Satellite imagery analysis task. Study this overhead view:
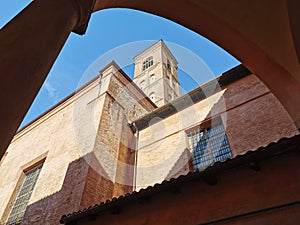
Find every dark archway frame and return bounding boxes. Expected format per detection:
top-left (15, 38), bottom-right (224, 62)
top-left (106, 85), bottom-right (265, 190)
top-left (0, 0), bottom-right (299, 159)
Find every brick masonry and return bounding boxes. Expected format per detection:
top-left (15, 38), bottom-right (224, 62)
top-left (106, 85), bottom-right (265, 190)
top-left (136, 74), bottom-right (299, 189)
top-left (0, 63), bottom-right (298, 224)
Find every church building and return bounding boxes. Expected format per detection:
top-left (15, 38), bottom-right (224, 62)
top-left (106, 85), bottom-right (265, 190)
top-left (0, 40), bottom-right (298, 225)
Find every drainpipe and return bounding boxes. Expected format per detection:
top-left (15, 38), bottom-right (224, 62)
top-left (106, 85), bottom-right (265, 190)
top-left (132, 122), bottom-right (139, 191)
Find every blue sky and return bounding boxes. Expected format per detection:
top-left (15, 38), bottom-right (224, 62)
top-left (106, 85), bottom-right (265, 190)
top-left (1, 1), bottom-right (240, 128)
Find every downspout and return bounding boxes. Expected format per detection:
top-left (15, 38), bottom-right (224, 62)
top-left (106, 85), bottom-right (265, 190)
top-left (132, 122), bottom-right (139, 191)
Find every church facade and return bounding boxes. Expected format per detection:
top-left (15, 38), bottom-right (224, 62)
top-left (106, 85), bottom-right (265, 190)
top-left (0, 40), bottom-right (298, 225)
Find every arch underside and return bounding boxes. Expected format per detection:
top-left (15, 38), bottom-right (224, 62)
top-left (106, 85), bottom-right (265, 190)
top-left (0, 0), bottom-right (299, 160)
top-left (92, 0), bottom-right (300, 126)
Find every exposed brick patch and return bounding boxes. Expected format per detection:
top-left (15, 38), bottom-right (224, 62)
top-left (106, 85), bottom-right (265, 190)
top-left (21, 157), bottom-right (89, 225)
top-left (80, 166), bottom-right (114, 210)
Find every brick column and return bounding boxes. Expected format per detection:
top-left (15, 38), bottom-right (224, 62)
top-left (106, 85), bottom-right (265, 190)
top-left (0, 0), bottom-right (95, 158)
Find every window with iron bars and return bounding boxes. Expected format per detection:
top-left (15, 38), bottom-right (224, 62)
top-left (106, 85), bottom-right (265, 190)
top-left (187, 122), bottom-right (232, 171)
top-left (142, 56), bottom-right (153, 71)
top-left (5, 163), bottom-right (43, 225)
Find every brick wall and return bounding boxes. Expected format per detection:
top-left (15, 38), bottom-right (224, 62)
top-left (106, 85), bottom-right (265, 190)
top-left (136, 74), bottom-right (299, 189)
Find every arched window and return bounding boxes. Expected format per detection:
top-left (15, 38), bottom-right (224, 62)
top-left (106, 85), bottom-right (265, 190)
top-left (140, 80), bottom-right (146, 91)
top-left (150, 74), bottom-right (155, 84)
top-left (167, 94), bottom-right (172, 101)
top-left (143, 56), bottom-right (153, 71)
top-left (167, 59), bottom-right (171, 70)
top-left (172, 80), bottom-right (176, 88)
top-left (149, 92), bottom-right (155, 102)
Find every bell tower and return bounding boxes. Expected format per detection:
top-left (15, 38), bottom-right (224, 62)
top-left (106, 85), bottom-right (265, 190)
top-left (133, 40), bottom-right (180, 107)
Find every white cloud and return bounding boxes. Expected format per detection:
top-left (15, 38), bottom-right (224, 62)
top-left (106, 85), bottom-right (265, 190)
top-left (44, 81), bottom-right (58, 102)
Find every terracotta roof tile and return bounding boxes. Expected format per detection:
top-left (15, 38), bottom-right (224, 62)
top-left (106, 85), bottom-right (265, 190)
top-left (60, 134), bottom-right (300, 224)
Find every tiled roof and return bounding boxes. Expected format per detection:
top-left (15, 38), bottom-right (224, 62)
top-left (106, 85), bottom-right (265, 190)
top-left (60, 134), bottom-right (300, 224)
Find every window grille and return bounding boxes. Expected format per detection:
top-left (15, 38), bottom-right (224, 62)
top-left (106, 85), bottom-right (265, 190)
top-left (6, 164), bottom-right (43, 225)
top-left (187, 123), bottom-right (231, 171)
top-left (142, 56), bottom-right (153, 71)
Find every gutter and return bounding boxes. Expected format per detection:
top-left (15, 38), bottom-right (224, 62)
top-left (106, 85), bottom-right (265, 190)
top-left (60, 134), bottom-right (300, 224)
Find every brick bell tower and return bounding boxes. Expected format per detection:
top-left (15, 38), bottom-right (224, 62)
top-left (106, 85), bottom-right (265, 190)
top-left (133, 40), bottom-right (180, 107)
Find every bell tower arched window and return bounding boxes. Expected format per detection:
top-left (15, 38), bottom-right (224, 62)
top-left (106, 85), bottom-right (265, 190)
top-left (143, 56), bottom-right (153, 71)
top-left (167, 59), bottom-right (171, 70)
top-left (150, 74), bottom-right (155, 84)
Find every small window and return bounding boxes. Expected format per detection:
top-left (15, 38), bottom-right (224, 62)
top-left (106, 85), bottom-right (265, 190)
top-left (172, 81), bottom-right (176, 88)
top-left (187, 122), bottom-right (231, 171)
top-left (167, 94), bottom-right (172, 101)
top-left (149, 92), bottom-right (155, 102)
top-left (150, 74), bottom-right (155, 84)
top-left (143, 56), bottom-right (153, 71)
top-left (6, 163), bottom-right (43, 225)
top-left (167, 59), bottom-right (171, 70)
top-left (140, 80), bottom-right (146, 91)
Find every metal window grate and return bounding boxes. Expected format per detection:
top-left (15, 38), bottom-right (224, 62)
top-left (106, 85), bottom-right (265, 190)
top-left (188, 123), bottom-right (232, 171)
top-left (6, 164), bottom-right (43, 225)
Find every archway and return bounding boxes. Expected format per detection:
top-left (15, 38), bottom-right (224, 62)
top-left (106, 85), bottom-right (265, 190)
top-left (92, 0), bottom-right (300, 127)
top-left (0, 0), bottom-right (299, 159)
